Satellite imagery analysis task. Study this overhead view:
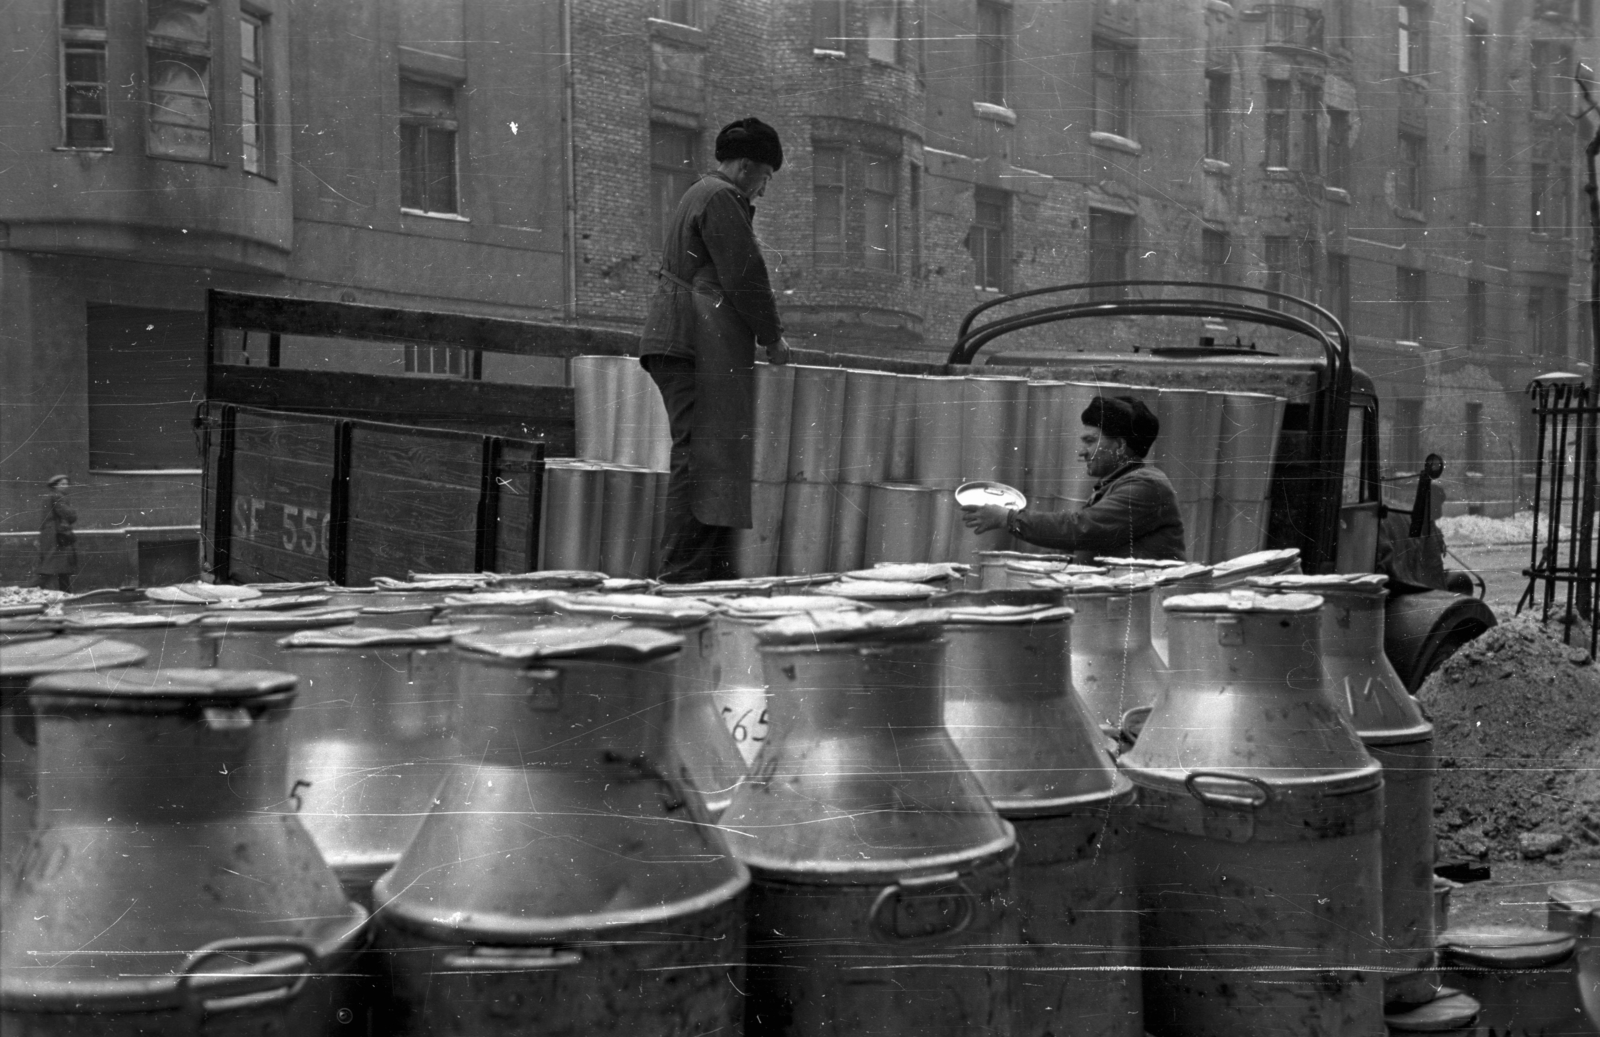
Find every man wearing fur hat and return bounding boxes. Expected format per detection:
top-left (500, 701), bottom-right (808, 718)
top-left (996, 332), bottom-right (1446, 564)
top-left (962, 394), bottom-right (1186, 563)
top-left (640, 117), bottom-right (791, 583)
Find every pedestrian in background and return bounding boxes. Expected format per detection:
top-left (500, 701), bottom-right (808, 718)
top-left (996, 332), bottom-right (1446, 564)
top-left (36, 474), bottom-right (79, 592)
top-left (639, 116), bottom-right (791, 583)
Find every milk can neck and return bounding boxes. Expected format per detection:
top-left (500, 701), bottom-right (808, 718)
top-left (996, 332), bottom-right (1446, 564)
top-left (1167, 610), bottom-right (1323, 685)
top-left (1317, 592), bottom-right (1386, 652)
top-left (1066, 592), bottom-right (1150, 644)
top-left (759, 640), bottom-right (945, 733)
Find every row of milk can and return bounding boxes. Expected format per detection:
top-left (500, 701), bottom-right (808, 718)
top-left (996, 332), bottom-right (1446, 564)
top-left (0, 557), bottom-right (1444, 1037)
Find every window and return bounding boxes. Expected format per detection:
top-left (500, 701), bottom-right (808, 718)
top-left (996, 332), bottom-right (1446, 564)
top-left (1326, 109), bottom-right (1350, 188)
top-left (813, 0), bottom-right (845, 51)
top-left (405, 343), bottom-right (465, 377)
top-left (1093, 37), bottom-right (1134, 137)
top-left (1326, 252), bottom-right (1351, 331)
top-left (1531, 161), bottom-right (1570, 235)
top-left (1397, 266), bottom-right (1426, 342)
top-left (864, 152), bottom-right (898, 271)
top-left (909, 163), bottom-right (923, 276)
top-left (1469, 150), bottom-right (1487, 216)
top-left (813, 145), bottom-right (847, 266)
top-left (1466, 16), bottom-right (1489, 96)
top-left (1532, 42), bottom-right (1571, 113)
top-left (1205, 72), bottom-right (1231, 160)
top-left (1265, 80), bottom-right (1290, 168)
top-left (1395, 399), bottom-right (1424, 472)
top-left (1300, 85), bottom-right (1322, 175)
top-left (658, 0), bottom-right (698, 27)
top-left (1465, 402), bottom-right (1483, 473)
top-left (650, 124), bottom-right (698, 250)
top-left (1088, 210), bottom-right (1134, 299)
top-left (1398, 1), bottom-right (1426, 74)
top-left (1265, 234), bottom-right (1314, 308)
top-left (1466, 279), bottom-right (1486, 347)
top-left (1328, 0), bottom-right (1352, 47)
top-left (61, 0), bottom-right (109, 148)
top-left (976, 2), bottom-right (1009, 107)
top-left (1264, 235), bottom-right (1289, 308)
top-left (866, 1), bottom-right (899, 63)
top-left (972, 189), bottom-right (1010, 292)
top-left (240, 13), bottom-right (265, 174)
top-left (1397, 131), bottom-right (1424, 211)
top-left (1529, 285), bottom-right (1569, 357)
top-left (1202, 229), bottom-right (1233, 293)
top-left (146, 0), bottom-right (214, 160)
top-left (87, 306), bottom-right (206, 471)
top-left (400, 76), bottom-right (458, 215)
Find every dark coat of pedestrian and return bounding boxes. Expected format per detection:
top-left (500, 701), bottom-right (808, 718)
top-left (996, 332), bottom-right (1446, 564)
top-left (36, 475), bottom-right (78, 591)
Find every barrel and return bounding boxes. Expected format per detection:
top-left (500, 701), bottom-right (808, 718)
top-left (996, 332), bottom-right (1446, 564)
top-left (1121, 591), bottom-right (1385, 1036)
top-left (571, 354), bottom-right (623, 462)
top-left (720, 610), bottom-right (1016, 1036)
top-left (912, 375), bottom-right (966, 487)
top-left (371, 623), bottom-right (748, 1036)
top-left (1437, 928), bottom-right (1589, 1037)
top-left (540, 460), bottom-right (606, 571)
top-left (598, 463), bottom-right (656, 579)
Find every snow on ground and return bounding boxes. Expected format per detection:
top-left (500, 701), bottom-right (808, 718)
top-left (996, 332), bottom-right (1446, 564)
top-left (1438, 512), bottom-right (1571, 547)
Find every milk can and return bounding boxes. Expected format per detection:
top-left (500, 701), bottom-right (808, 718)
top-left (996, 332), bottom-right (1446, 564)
top-left (1003, 558), bottom-right (1106, 589)
top-left (432, 588), bottom-right (566, 632)
top-left (370, 623), bottom-right (749, 1037)
top-left (1, 636), bottom-right (148, 914)
top-left (1120, 591), bottom-right (1385, 1037)
top-left (275, 624), bottom-right (477, 903)
top-left (938, 596), bottom-right (1143, 1037)
top-left (551, 593), bottom-right (745, 818)
top-left (1252, 573), bottom-right (1441, 1011)
top-left (1031, 574), bottom-right (1166, 738)
top-left (2, 667), bottom-right (368, 1037)
top-left (203, 609), bottom-right (360, 672)
top-left (720, 609), bottom-right (1017, 1037)
top-left (976, 551), bottom-right (1066, 590)
top-left (61, 610), bottom-right (210, 670)
top-left (1144, 564), bottom-right (1212, 666)
top-left (1437, 927), bottom-right (1594, 1036)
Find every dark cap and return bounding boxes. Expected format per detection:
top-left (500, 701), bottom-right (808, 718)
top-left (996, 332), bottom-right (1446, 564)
top-left (1082, 395), bottom-right (1160, 458)
top-left (715, 117), bottom-right (783, 171)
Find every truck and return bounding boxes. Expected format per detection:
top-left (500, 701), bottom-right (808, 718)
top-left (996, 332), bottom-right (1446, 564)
top-left (194, 281), bottom-right (1495, 690)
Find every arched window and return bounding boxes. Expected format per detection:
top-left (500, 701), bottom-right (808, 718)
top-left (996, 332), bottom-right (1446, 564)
top-left (147, 0), bottom-right (212, 159)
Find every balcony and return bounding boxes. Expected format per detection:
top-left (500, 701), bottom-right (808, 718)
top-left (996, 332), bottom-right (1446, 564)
top-left (1255, 5), bottom-right (1325, 57)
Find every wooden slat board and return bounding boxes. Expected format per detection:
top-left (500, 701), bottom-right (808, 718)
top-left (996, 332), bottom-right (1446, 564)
top-left (344, 427), bottom-right (483, 584)
top-left (494, 444), bottom-right (541, 573)
top-left (227, 411), bottom-right (338, 582)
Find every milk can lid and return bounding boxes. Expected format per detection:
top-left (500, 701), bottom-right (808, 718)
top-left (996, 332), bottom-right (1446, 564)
top-left (1436, 925), bottom-right (1576, 968)
top-left (1006, 559), bottom-right (1096, 575)
top-left (64, 611), bottom-right (202, 630)
top-left (1149, 563), bottom-right (1214, 586)
top-left (655, 576), bottom-right (779, 597)
top-left (486, 570), bottom-right (609, 591)
top-left (28, 666), bottom-right (298, 702)
top-left (439, 590), bottom-right (564, 611)
top-left (1210, 548), bottom-right (1302, 581)
top-left (552, 593), bottom-right (716, 625)
top-left (244, 581), bottom-right (331, 593)
top-left (204, 593), bottom-right (334, 612)
top-left (0, 603), bottom-right (47, 618)
top-left (843, 562), bottom-right (970, 584)
top-left (932, 588), bottom-right (1064, 609)
top-left (756, 608), bottom-right (946, 646)
top-left (1248, 573), bottom-right (1389, 596)
top-left (455, 622), bottom-right (685, 661)
top-left (279, 624), bottom-right (480, 649)
top-left (198, 609), bottom-right (361, 631)
top-left (977, 550), bottom-right (1069, 562)
top-left (814, 579), bottom-right (939, 601)
top-left (1, 616), bottom-right (70, 637)
top-left (600, 578), bottom-right (655, 593)
top-left (1, 635), bottom-right (147, 677)
top-left (1032, 573), bottom-right (1157, 594)
top-left (1094, 556), bottom-right (1189, 570)
top-left (711, 594), bottom-right (861, 618)
top-left (145, 583), bottom-right (262, 605)
top-left (1164, 590), bottom-right (1324, 614)
top-left (943, 604), bottom-right (1075, 625)
top-left (374, 575), bottom-right (488, 592)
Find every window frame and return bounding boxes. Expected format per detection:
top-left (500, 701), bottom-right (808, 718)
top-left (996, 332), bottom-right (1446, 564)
top-left (1265, 80), bottom-right (1291, 169)
top-left (863, 150), bottom-right (899, 272)
top-left (1397, 266), bottom-right (1426, 343)
top-left (399, 74), bottom-right (462, 217)
top-left (1202, 228), bottom-right (1233, 298)
top-left (1466, 15), bottom-right (1489, 96)
top-left (404, 342), bottom-right (467, 378)
top-left (812, 144), bottom-right (848, 267)
top-left (1326, 252), bottom-right (1351, 332)
top-left (1204, 71), bottom-right (1231, 160)
top-left (976, 1), bottom-right (1010, 108)
top-left (1398, 0), bottom-right (1427, 75)
top-left (1326, 108), bottom-right (1350, 189)
top-left (1092, 36), bottom-right (1135, 139)
top-left (866, 0), bottom-right (901, 64)
top-left (972, 188), bottom-right (1011, 293)
top-left (1466, 278), bottom-right (1486, 348)
top-left (1397, 131), bottom-right (1425, 212)
top-left (657, 0), bottom-right (699, 29)
top-left (145, 0), bottom-right (218, 163)
top-left (812, 0), bottom-right (846, 53)
top-left (239, 9), bottom-right (268, 176)
top-left (1088, 209), bottom-right (1134, 300)
top-left (60, 0), bottom-right (110, 150)
top-left (1531, 41), bottom-right (1572, 114)
top-left (1299, 84), bottom-right (1322, 176)
top-left (1468, 149), bottom-right (1487, 217)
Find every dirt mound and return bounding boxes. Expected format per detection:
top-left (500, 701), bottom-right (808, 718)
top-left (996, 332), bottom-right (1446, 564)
top-left (1418, 611), bottom-right (1600, 862)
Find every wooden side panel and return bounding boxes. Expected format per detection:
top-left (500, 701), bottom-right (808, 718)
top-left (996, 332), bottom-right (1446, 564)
top-left (494, 444), bottom-right (541, 573)
top-left (345, 428), bottom-right (482, 583)
top-left (199, 405), bottom-right (220, 576)
top-left (227, 412), bottom-right (338, 582)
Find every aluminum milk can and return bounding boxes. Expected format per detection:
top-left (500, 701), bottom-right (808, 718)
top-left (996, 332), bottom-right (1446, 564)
top-left (550, 592), bottom-right (746, 818)
top-left (370, 622), bottom-right (749, 1037)
top-left (1031, 574), bottom-right (1167, 738)
top-left (60, 610), bottom-right (210, 670)
top-left (1252, 573), bottom-right (1441, 1011)
top-left (2, 667), bottom-right (368, 1037)
top-left (1003, 558), bottom-right (1106, 589)
top-left (720, 609), bottom-right (1017, 1037)
top-left (976, 551), bottom-right (1067, 589)
top-left (1120, 591), bottom-right (1385, 1037)
top-left (275, 623), bottom-right (475, 903)
top-left (1145, 564), bottom-right (1213, 666)
top-left (0, 636), bottom-right (148, 917)
top-left (1437, 927), bottom-right (1594, 1036)
top-left (938, 595), bottom-right (1143, 1037)
top-left (203, 609), bottom-right (360, 671)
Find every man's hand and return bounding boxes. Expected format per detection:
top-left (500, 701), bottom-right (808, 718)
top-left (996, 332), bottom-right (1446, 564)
top-left (962, 504), bottom-right (1010, 534)
top-left (765, 336), bottom-right (791, 366)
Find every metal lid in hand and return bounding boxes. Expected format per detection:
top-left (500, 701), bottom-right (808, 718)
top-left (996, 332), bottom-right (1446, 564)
top-left (954, 480), bottom-right (1027, 510)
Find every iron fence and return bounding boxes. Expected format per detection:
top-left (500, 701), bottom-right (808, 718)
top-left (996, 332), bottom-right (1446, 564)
top-left (1520, 373), bottom-right (1600, 657)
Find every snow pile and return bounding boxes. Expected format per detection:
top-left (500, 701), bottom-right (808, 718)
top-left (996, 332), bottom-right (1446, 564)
top-left (1435, 512), bottom-right (1562, 547)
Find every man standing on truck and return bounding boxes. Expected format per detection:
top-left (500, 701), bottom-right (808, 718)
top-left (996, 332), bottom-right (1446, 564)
top-left (961, 395), bottom-right (1186, 562)
top-left (639, 117), bottom-right (792, 583)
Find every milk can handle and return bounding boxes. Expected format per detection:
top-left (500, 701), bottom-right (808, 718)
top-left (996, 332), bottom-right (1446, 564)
top-left (176, 937), bottom-right (316, 1021)
top-left (1119, 705), bottom-right (1153, 742)
top-left (1183, 770), bottom-right (1275, 810)
top-left (868, 870), bottom-right (976, 944)
top-left (441, 946), bottom-right (585, 970)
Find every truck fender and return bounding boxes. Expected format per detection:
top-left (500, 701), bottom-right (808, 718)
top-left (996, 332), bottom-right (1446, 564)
top-left (1384, 590), bottom-right (1497, 693)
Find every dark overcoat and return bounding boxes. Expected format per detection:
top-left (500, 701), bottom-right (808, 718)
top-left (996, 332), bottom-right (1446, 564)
top-left (36, 491), bottom-right (78, 575)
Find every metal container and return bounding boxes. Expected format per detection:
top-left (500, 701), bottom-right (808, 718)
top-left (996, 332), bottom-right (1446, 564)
top-left (830, 481), bottom-right (871, 572)
top-left (571, 354), bottom-right (623, 462)
top-left (541, 460), bottom-right (606, 571)
top-left (1032, 574), bottom-right (1167, 736)
top-left (1005, 558), bottom-right (1105, 589)
top-left (1152, 390), bottom-right (1223, 565)
top-left (912, 375), bottom-right (966, 487)
top-left (885, 371), bottom-right (919, 482)
top-left (203, 610), bottom-right (360, 673)
top-left (1146, 564), bottom-right (1214, 665)
top-left (60, 610), bottom-right (210, 671)
top-left (733, 480), bottom-right (788, 577)
top-left (939, 597), bottom-right (1143, 1037)
top-left (778, 480), bottom-right (836, 576)
top-left (276, 624), bottom-right (471, 903)
top-left (1120, 591), bottom-right (1386, 1037)
top-left (0, 637), bottom-right (148, 915)
top-left (753, 361), bottom-right (797, 483)
top-left (1024, 380), bottom-right (1068, 499)
top-left (864, 482), bottom-right (936, 565)
top-left (838, 369), bottom-right (896, 485)
top-left (977, 550), bottom-right (1069, 589)
top-left (1252, 573), bottom-right (1441, 1010)
top-left (720, 610), bottom-right (1017, 1037)
top-left (2, 668), bottom-right (367, 1036)
top-left (432, 589), bottom-right (565, 633)
top-left (1437, 927), bottom-right (1592, 1037)
top-left (371, 623), bottom-right (748, 1037)
top-left (787, 364), bottom-right (848, 483)
top-left (962, 375), bottom-right (1029, 487)
top-left (813, 579), bottom-right (939, 609)
top-left (1210, 392), bottom-right (1288, 562)
top-left (614, 359), bottom-right (672, 472)
top-left (598, 463), bottom-right (656, 579)
top-left (706, 595), bottom-right (862, 767)
top-left (552, 594), bottom-right (744, 819)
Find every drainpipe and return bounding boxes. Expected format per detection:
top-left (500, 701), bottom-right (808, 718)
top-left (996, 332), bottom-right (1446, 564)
top-left (561, 0), bottom-right (578, 320)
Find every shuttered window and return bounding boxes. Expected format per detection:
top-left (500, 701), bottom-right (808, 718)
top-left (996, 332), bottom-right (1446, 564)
top-left (87, 305), bottom-right (206, 471)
